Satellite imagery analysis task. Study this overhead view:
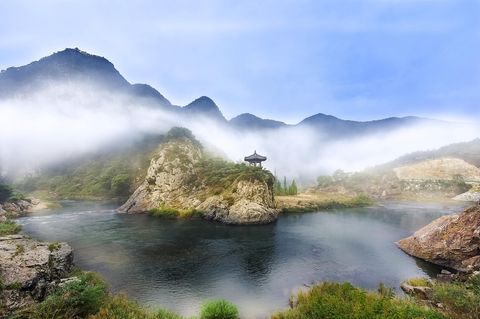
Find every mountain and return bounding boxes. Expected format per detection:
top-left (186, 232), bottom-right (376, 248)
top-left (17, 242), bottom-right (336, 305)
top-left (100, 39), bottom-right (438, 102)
top-left (298, 113), bottom-right (430, 137)
top-left (182, 96), bottom-right (226, 122)
top-left (229, 113), bottom-right (286, 130)
top-left (0, 48), bottom-right (172, 109)
top-left (0, 48), bottom-right (448, 133)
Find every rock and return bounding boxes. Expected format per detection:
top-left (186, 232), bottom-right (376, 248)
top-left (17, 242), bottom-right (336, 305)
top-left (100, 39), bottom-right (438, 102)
top-left (453, 191), bottom-right (480, 202)
top-left (397, 204), bottom-right (480, 272)
top-left (0, 235), bottom-right (73, 314)
top-left (0, 199), bottom-right (34, 218)
top-left (400, 282), bottom-right (432, 300)
top-left (119, 131), bottom-right (278, 225)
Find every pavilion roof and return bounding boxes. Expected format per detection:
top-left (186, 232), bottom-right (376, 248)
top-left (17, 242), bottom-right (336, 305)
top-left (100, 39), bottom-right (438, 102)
top-left (244, 151), bottom-right (267, 161)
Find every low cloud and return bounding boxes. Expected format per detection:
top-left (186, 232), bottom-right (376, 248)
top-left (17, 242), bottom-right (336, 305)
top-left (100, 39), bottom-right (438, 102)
top-left (1, 82), bottom-right (479, 184)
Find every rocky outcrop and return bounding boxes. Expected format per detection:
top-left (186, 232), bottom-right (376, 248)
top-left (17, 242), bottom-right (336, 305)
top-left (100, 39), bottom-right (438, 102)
top-left (0, 235), bottom-right (73, 315)
top-left (0, 199), bottom-right (34, 221)
top-left (453, 191), bottom-right (480, 202)
top-left (119, 131), bottom-right (278, 224)
top-left (397, 205), bottom-right (480, 272)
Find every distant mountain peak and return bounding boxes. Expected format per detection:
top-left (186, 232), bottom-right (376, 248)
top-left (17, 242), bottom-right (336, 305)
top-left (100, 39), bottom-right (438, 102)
top-left (182, 96), bottom-right (226, 121)
top-left (230, 113), bottom-right (286, 130)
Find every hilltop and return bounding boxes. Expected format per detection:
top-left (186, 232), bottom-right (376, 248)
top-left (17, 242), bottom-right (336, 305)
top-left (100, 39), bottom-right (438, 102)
top-left (119, 128), bottom-right (278, 224)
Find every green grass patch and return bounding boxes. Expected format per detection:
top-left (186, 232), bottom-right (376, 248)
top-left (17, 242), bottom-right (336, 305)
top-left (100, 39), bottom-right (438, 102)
top-left (406, 278), bottom-right (432, 287)
top-left (200, 299), bottom-right (240, 319)
top-left (0, 220), bottom-right (21, 236)
top-left (272, 282), bottom-right (445, 319)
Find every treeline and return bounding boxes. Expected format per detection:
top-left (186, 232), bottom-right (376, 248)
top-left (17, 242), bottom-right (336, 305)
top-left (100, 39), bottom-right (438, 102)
top-left (274, 176), bottom-right (298, 196)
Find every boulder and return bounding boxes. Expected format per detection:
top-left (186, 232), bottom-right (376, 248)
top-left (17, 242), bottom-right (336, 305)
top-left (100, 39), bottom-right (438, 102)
top-left (397, 204), bottom-right (480, 272)
top-left (0, 235), bottom-right (73, 314)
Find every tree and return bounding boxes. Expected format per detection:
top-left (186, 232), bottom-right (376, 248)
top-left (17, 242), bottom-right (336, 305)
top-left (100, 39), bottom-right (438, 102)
top-left (0, 183), bottom-right (13, 203)
top-left (283, 176), bottom-right (287, 194)
top-left (288, 180), bottom-right (298, 195)
top-left (110, 174), bottom-right (132, 198)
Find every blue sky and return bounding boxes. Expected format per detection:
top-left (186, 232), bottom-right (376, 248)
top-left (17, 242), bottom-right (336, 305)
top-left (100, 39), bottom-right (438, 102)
top-left (0, 0), bottom-right (479, 123)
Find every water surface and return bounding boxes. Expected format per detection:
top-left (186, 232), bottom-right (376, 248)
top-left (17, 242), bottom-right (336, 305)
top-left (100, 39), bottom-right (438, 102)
top-left (18, 201), bottom-right (466, 318)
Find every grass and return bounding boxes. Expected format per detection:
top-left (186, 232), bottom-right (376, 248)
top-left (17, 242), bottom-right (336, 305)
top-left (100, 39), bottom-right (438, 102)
top-left (277, 194), bottom-right (375, 213)
top-left (272, 282), bottom-right (445, 319)
top-left (89, 295), bottom-right (181, 319)
top-left (0, 220), bottom-right (21, 236)
top-left (200, 300), bottom-right (239, 319)
top-left (430, 277), bottom-right (480, 319)
top-left (405, 278), bottom-right (432, 287)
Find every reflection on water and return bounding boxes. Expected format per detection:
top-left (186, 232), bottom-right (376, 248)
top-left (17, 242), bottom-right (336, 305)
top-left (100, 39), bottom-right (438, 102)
top-left (18, 201), bottom-right (466, 318)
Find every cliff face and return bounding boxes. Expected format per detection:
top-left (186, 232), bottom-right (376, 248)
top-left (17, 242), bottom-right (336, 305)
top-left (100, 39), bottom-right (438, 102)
top-left (397, 205), bottom-right (480, 272)
top-left (119, 133), bottom-right (278, 225)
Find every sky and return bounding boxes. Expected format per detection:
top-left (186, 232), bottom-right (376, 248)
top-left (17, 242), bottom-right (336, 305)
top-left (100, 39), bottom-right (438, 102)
top-left (0, 0), bottom-right (479, 123)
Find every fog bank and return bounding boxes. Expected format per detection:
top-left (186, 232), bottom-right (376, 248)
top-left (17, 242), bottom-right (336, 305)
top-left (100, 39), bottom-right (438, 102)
top-left (1, 83), bottom-right (479, 182)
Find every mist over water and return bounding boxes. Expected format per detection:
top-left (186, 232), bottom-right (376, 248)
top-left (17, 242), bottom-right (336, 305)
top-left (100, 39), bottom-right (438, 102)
top-left (1, 82), bottom-right (479, 180)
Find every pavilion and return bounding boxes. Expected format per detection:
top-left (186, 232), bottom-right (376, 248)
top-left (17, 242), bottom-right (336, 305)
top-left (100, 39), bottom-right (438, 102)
top-left (244, 151), bottom-right (267, 167)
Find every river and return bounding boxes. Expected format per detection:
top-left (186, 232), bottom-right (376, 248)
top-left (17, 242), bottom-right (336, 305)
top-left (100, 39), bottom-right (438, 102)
top-left (17, 201), bottom-right (465, 318)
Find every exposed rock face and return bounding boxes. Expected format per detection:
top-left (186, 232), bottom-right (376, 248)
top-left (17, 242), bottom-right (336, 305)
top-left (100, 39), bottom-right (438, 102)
top-left (397, 205), bottom-right (480, 272)
top-left (0, 235), bottom-right (73, 314)
top-left (0, 199), bottom-right (34, 221)
top-left (394, 158), bottom-right (480, 181)
top-left (119, 135), bottom-right (278, 224)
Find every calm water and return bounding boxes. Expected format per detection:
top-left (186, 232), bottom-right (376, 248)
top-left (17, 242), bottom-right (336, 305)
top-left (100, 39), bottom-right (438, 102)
top-left (17, 201), bottom-right (466, 318)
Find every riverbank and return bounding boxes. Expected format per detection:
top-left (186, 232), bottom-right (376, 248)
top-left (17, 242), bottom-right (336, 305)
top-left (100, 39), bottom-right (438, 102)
top-left (276, 193), bottom-right (375, 213)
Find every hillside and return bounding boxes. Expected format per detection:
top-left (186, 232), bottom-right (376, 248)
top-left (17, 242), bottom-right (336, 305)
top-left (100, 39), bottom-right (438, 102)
top-left (15, 135), bottom-right (164, 200)
top-left (394, 158), bottom-right (480, 182)
top-left (381, 138), bottom-right (480, 169)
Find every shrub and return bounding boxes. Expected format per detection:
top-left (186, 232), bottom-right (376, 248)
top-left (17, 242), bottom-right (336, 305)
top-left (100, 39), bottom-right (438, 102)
top-left (272, 282), bottom-right (445, 319)
top-left (0, 220), bottom-right (21, 235)
top-left (200, 300), bottom-right (239, 319)
top-left (30, 272), bottom-right (108, 319)
top-left (48, 242), bottom-right (61, 252)
top-left (0, 183), bottom-right (13, 203)
top-left (111, 174), bottom-right (132, 198)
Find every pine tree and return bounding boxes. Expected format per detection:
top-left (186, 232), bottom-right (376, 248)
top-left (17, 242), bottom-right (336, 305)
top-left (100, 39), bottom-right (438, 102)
top-left (283, 176), bottom-right (287, 195)
top-left (289, 180), bottom-right (298, 195)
